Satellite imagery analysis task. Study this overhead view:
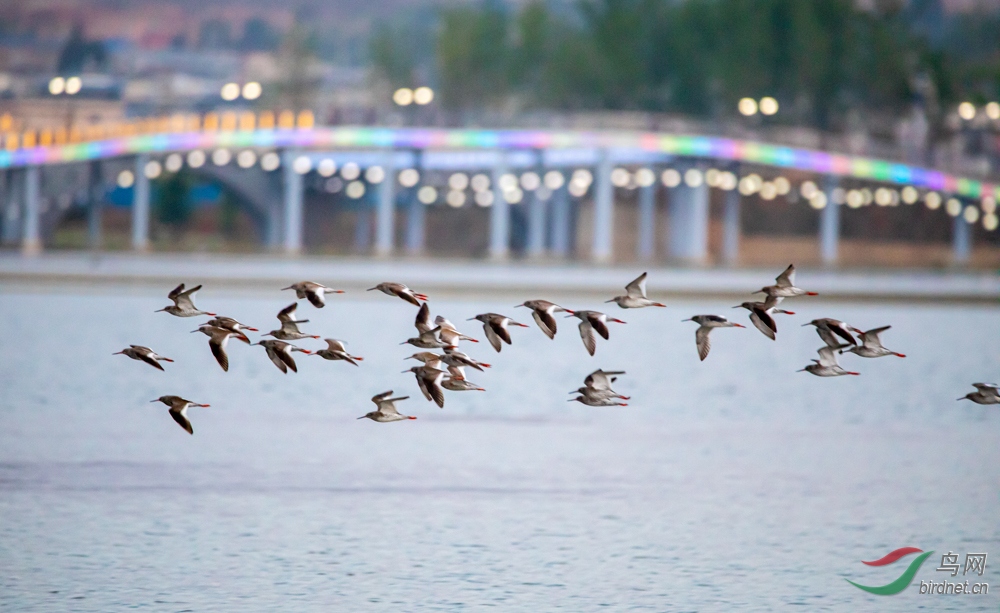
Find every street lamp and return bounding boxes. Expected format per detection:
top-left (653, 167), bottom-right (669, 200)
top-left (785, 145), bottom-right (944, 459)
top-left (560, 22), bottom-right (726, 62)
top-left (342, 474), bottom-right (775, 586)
top-left (221, 81), bottom-right (262, 102)
top-left (413, 86), bottom-right (434, 105)
top-left (393, 88), bottom-right (414, 106)
top-left (759, 96), bottom-right (778, 116)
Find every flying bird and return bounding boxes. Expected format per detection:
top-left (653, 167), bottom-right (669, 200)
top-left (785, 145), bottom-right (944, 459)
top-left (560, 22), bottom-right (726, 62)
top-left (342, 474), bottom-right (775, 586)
top-left (514, 300), bottom-right (574, 339)
top-left (606, 273), bottom-right (666, 308)
top-left (797, 345), bottom-right (859, 377)
top-left (683, 315), bottom-right (744, 361)
top-left (803, 318), bottom-right (859, 348)
top-left (313, 338), bottom-right (363, 366)
top-left (150, 395), bottom-right (210, 435)
top-left (113, 345), bottom-right (174, 371)
top-left (567, 310), bottom-right (627, 356)
top-left (253, 339), bottom-right (311, 373)
top-left (441, 366), bottom-right (486, 392)
top-left (754, 264), bottom-right (818, 299)
top-left (191, 324), bottom-right (248, 372)
top-left (733, 296), bottom-right (794, 340)
top-left (282, 281), bottom-right (344, 308)
top-left (434, 315), bottom-right (479, 346)
top-left (568, 395), bottom-right (628, 407)
top-left (442, 346), bottom-right (490, 372)
top-left (156, 283), bottom-right (215, 317)
top-left (401, 326), bottom-right (453, 349)
top-left (367, 282), bottom-right (428, 306)
top-left (840, 326), bottom-right (905, 358)
top-left (264, 303), bottom-right (320, 341)
top-left (204, 316), bottom-right (258, 340)
top-left (957, 383), bottom-right (1000, 405)
top-left (403, 365), bottom-right (447, 408)
top-left (570, 369), bottom-right (629, 401)
top-left (469, 313), bottom-right (530, 353)
top-left (358, 390), bottom-right (416, 422)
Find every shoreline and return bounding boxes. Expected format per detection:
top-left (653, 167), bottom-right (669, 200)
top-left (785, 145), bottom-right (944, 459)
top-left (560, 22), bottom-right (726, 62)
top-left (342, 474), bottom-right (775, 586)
top-left (1, 251), bottom-right (998, 303)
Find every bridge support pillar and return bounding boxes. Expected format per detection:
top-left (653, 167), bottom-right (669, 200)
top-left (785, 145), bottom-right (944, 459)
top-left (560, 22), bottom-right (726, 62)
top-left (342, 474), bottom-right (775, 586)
top-left (21, 165), bottom-right (41, 255)
top-left (721, 183), bottom-right (741, 266)
top-left (668, 163), bottom-right (709, 264)
top-left (526, 189), bottom-right (547, 259)
top-left (354, 204), bottom-right (372, 253)
top-left (131, 154), bottom-right (150, 252)
top-left (952, 210), bottom-right (971, 265)
top-left (637, 179), bottom-right (656, 261)
top-left (405, 190), bottom-right (424, 256)
top-left (375, 155), bottom-right (396, 257)
top-left (265, 201), bottom-right (281, 251)
top-left (592, 150), bottom-right (613, 263)
top-left (489, 155), bottom-right (510, 260)
top-left (87, 161), bottom-right (103, 250)
top-left (281, 150), bottom-right (303, 255)
top-left (819, 176), bottom-right (839, 266)
top-left (2, 169), bottom-right (20, 246)
top-left (549, 177), bottom-right (570, 258)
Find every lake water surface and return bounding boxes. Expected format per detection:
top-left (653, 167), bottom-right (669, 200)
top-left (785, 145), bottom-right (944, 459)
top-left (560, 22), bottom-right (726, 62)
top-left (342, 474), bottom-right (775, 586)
top-left (1, 286), bottom-right (998, 611)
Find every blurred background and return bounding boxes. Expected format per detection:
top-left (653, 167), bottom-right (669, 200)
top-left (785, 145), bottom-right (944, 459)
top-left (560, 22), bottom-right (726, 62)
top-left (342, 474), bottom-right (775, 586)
top-left (2, 0), bottom-right (1000, 269)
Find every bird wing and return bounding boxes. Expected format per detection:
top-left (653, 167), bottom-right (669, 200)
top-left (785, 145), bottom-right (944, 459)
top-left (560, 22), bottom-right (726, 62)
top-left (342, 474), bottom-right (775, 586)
top-left (816, 345), bottom-right (843, 367)
top-left (139, 351), bottom-right (166, 370)
top-left (490, 318), bottom-right (513, 344)
top-left (532, 309), bottom-right (557, 339)
top-left (264, 345), bottom-right (288, 373)
top-left (324, 338), bottom-right (347, 352)
top-left (448, 364), bottom-right (466, 379)
top-left (174, 284), bottom-right (201, 310)
top-left (578, 320), bottom-right (597, 356)
top-left (415, 303), bottom-right (431, 333)
top-left (169, 406), bottom-right (193, 435)
top-left (372, 390), bottom-right (395, 404)
top-left (422, 354), bottom-right (444, 370)
top-left (418, 326), bottom-right (442, 345)
top-left (423, 370), bottom-right (445, 408)
top-left (306, 289), bottom-right (325, 308)
top-left (761, 295), bottom-right (783, 310)
top-left (209, 336), bottom-right (229, 372)
top-left (277, 303), bottom-right (300, 323)
top-left (398, 287), bottom-right (421, 306)
top-left (625, 272), bottom-right (647, 298)
top-left (589, 315), bottom-right (610, 340)
top-left (279, 320), bottom-right (304, 335)
top-left (750, 308), bottom-right (777, 340)
top-left (377, 401), bottom-right (403, 417)
top-left (695, 326), bottom-right (712, 361)
top-left (972, 382), bottom-right (1000, 394)
top-left (439, 328), bottom-right (460, 346)
top-left (585, 369), bottom-right (624, 391)
top-left (279, 348), bottom-right (299, 373)
top-left (831, 323), bottom-right (857, 346)
top-left (775, 264), bottom-right (795, 288)
top-left (816, 328), bottom-right (840, 348)
top-left (483, 323), bottom-right (503, 352)
top-left (167, 283), bottom-right (185, 301)
top-left (860, 325), bottom-right (891, 348)
top-left (414, 372), bottom-right (433, 401)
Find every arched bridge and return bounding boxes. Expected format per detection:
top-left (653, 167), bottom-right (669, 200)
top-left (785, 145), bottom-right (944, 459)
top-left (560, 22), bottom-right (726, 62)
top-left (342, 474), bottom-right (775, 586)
top-left (1, 125), bottom-right (995, 264)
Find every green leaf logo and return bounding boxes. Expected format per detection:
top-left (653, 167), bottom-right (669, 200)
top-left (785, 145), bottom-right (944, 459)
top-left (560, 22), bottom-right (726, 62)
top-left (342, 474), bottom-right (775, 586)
top-left (846, 549), bottom-right (934, 596)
